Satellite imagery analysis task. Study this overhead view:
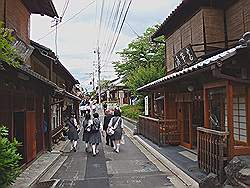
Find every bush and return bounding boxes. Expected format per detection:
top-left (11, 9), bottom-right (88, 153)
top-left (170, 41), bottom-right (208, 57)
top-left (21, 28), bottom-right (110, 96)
top-left (121, 104), bottom-right (143, 120)
top-left (0, 125), bottom-right (22, 188)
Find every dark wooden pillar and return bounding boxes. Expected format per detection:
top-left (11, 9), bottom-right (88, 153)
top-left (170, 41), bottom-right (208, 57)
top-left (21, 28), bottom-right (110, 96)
top-left (150, 93), bottom-right (154, 118)
top-left (227, 81), bottom-right (233, 158)
top-left (164, 90), bottom-right (167, 120)
top-left (203, 87), bottom-right (209, 128)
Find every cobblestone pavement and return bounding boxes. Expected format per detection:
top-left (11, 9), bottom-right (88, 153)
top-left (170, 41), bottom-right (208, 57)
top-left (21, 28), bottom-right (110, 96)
top-left (34, 115), bottom-right (179, 188)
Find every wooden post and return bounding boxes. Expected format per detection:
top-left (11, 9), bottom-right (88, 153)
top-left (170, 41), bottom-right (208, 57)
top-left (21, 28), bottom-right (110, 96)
top-left (227, 81), bottom-right (233, 158)
top-left (150, 93), bottom-right (154, 118)
top-left (47, 95), bottom-right (52, 151)
top-left (203, 87), bottom-right (209, 128)
top-left (164, 90), bottom-right (167, 120)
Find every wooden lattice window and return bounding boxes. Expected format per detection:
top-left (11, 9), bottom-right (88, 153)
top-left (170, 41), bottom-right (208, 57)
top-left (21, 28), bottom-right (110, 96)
top-left (233, 86), bottom-right (247, 142)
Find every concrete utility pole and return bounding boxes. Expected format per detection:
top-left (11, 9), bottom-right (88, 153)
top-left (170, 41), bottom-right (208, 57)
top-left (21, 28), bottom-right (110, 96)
top-left (92, 71), bottom-right (95, 91)
top-left (96, 47), bottom-right (101, 105)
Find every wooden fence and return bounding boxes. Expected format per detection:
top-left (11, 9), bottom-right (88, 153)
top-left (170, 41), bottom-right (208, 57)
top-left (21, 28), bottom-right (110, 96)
top-left (138, 116), bottom-right (180, 146)
top-left (197, 127), bottom-right (229, 182)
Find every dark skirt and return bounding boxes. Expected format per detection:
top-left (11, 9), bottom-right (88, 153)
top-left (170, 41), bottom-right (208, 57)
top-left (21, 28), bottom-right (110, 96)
top-left (83, 131), bottom-right (91, 142)
top-left (89, 131), bottom-right (102, 144)
top-left (68, 130), bottom-right (79, 141)
top-left (111, 128), bottom-right (122, 141)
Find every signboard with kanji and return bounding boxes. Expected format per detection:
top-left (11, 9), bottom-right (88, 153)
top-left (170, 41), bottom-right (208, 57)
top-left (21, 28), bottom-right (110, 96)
top-left (174, 45), bottom-right (197, 70)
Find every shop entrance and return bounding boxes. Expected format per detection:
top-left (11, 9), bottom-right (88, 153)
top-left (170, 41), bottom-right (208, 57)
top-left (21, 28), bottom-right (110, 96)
top-left (178, 100), bottom-right (204, 149)
top-left (13, 112), bottom-right (26, 165)
top-left (178, 103), bottom-right (192, 148)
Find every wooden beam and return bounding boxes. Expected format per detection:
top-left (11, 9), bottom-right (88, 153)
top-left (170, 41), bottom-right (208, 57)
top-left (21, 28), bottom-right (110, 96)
top-left (227, 81), bottom-right (233, 158)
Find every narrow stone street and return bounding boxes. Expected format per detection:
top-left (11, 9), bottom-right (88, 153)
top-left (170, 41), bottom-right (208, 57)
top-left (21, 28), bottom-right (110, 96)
top-left (34, 116), bottom-right (184, 188)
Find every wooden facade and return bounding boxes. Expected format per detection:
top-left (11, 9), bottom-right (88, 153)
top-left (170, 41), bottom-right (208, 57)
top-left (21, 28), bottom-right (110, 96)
top-left (30, 41), bottom-right (81, 145)
top-left (0, 0), bottom-right (81, 167)
top-left (139, 0), bottom-right (250, 180)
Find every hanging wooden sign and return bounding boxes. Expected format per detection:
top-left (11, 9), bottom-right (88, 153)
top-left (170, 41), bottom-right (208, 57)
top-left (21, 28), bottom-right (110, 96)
top-left (174, 45), bottom-right (197, 70)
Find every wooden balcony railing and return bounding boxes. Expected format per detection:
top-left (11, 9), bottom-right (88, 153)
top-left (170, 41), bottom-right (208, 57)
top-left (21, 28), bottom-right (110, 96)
top-left (197, 127), bottom-right (229, 182)
top-left (138, 116), bottom-right (180, 146)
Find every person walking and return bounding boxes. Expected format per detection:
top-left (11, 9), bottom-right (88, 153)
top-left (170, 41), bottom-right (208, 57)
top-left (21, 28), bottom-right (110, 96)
top-left (89, 113), bottom-right (103, 156)
top-left (66, 113), bottom-right (79, 152)
top-left (82, 112), bottom-right (92, 152)
top-left (103, 109), bottom-right (113, 147)
top-left (108, 110), bottom-right (123, 153)
top-left (103, 102), bottom-right (107, 113)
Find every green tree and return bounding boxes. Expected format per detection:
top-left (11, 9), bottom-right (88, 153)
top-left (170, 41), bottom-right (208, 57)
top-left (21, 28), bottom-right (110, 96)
top-left (113, 25), bottom-right (165, 95)
top-left (0, 22), bottom-right (22, 69)
top-left (100, 79), bottom-right (110, 90)
top-left (0, 126), bottom-right (22, 187)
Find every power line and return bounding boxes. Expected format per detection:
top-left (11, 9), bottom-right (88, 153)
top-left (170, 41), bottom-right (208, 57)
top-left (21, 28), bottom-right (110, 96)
top-left (97, 0), bottom-right (105, 47)
top-left (100, 0), bottom-right (114, 53)
top-left (102, 0), bottom-right (121, 58)
top-left (106, 0), bottom-right (132, 62)
top-left (37, 0), bottom-right (96, 41)
top-left (61, 0), bottom-right (70, 20)
top-left (104, 0), bottom-right (128, 61)
top-left (125, 21), bottom-right (139, 37)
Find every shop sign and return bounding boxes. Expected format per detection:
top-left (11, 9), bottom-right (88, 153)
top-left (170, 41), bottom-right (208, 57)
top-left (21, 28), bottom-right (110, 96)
top-left (13, 37), bottom-right (34, 62)
top-left (145, 96), bottom-right (149, 116)
top-left (174, 45), bottom-right (197, 70)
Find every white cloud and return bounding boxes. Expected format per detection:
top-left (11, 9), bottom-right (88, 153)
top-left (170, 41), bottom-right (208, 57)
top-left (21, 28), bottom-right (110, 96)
top-left (31, 0), bottom-right (182, 91)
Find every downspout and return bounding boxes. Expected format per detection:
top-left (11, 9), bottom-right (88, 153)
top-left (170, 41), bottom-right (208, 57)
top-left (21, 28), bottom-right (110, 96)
top-left (3, 0), bottom-right (7, 24)
top-left (223, 9), bottom-right (229, 49)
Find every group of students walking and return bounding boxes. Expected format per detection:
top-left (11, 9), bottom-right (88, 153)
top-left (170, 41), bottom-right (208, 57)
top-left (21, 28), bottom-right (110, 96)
top-left (66, 108), bottom-right (124, 156)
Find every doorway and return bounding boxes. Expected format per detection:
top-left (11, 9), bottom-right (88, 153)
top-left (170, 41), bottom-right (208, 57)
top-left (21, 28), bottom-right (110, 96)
top-left (178, 103), bottom-right (192, 148)
top-left (13, 112), bottom-right (26, 165)
top-left (178, 100), bottom-right (204, 149)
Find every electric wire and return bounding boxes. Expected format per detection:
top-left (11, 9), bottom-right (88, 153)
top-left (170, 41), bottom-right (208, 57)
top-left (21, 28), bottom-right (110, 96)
top-left (102, 0), bottom-right (122, 60)
top-left (100, 0), bottom-right (114, 53)
top-left (97, 0), bottom-right (105, 47)
top-left (61, 0), bottom-right (70, 20)
top-left (104, 0), bottom-right (128, 61)
top-left (37, 0), bottom-right (96, 41)
top-left (125, 21), bottom-right (139, 37)
top-left (106, 0), bottom-right (132, 62)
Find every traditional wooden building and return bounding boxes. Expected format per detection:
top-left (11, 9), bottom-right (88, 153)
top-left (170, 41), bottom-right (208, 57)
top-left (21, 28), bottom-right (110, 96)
top-left (108, 78), bottom-right (131, 105)
top-left (0, 0), bottom-right (59, 166)
top-left (138, 0), bottom-right (250, 180)
top-left (31, 41), bottom-right (81, 144)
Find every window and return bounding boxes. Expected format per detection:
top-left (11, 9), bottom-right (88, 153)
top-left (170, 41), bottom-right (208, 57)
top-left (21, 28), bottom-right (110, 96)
top-left (154, 92), bottom-right (164, 118)
top-left (51, 104), bottom-right (62, 131)
top-left (233, 86), bottom-right (247, 142)
top-left (208, 87), bottom-right (227, 131)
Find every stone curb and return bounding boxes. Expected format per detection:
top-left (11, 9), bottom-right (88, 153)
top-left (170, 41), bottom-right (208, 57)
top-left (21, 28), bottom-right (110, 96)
top-left (123, 119), bottom-right (199, 188)
top-left (13, 139), bottom-right (70, 188)
top-left (29, 153), bottom-right (61, 187)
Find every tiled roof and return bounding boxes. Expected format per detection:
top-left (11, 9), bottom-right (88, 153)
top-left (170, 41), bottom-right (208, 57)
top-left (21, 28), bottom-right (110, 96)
top-left (19, 65), bottom-right (57, 88)
top-left (22, 0), bottom-right (58, 18)
top-left (137, 46), bottom-right (241, 91)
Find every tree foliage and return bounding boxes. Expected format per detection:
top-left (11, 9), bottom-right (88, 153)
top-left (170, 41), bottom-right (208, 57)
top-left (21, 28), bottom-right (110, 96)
top-left (0, 22), bottom-right (22, 69)
top-left (0, 125), bottom-right (22, 187)
top-left (113, 25), bottom-right (165, 95)
top-left (100, 79), bottom-right (110, 90)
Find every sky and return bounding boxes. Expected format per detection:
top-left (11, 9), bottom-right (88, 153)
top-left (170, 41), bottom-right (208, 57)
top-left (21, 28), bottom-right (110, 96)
top-left (30, 0), bottom-right (182, 91)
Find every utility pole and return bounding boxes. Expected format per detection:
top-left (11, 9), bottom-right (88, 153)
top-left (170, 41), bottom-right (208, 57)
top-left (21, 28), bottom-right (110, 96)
top-left (92, 71), bottom-right (95, 91)
top-left (96, 47), bottom-right (101, 105)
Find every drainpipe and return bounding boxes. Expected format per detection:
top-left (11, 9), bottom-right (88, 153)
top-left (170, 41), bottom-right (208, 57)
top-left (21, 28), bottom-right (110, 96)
top-left (3, 0), bottom-right (7, 24)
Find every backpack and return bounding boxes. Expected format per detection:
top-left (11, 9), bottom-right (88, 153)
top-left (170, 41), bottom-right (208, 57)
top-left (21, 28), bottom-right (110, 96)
top-left (91, 119), bottom-right (100, 133)
top-left (84, 120), bottom-right (92, 132)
